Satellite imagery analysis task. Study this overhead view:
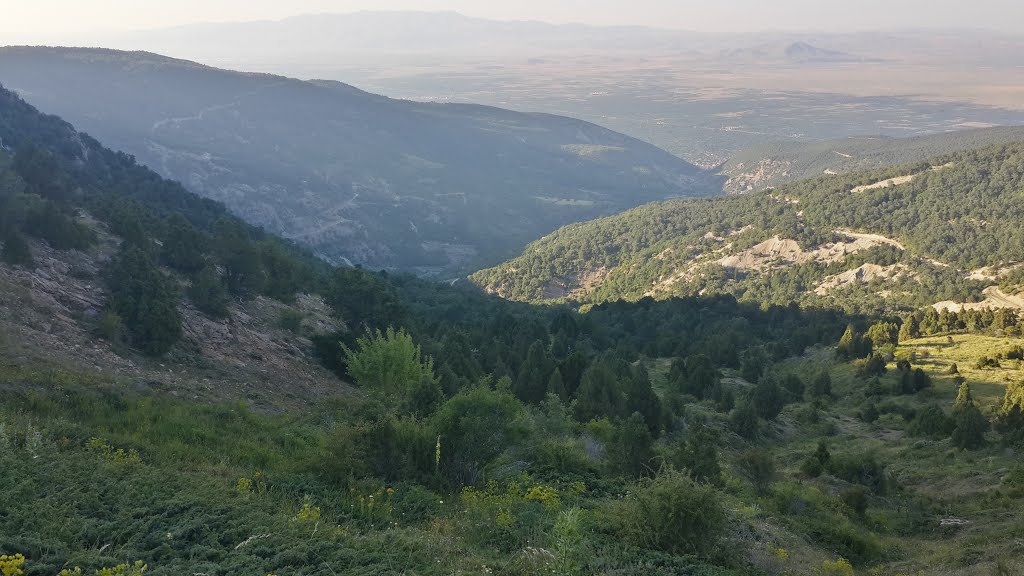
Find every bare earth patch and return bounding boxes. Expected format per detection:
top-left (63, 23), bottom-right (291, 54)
top-left (717, 230), bottom-right (905, 272)
top-left (934, 286), bottom-right (1024, 313)
top-left (815, 263), bottom-right (909, 295)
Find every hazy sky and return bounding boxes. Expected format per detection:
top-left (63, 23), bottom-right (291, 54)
top-left (4, 0), bottom-right (1024, 42)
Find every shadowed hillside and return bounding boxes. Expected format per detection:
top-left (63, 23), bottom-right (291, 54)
top-left (0, 47), bottom-right (715, 272)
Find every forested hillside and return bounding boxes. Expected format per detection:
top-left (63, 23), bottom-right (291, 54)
top-left (722, 126), bottom-right (1024, 193)
top-left (0, 47), bottom-right (714, 272)
top-left (474, 143), bottom-right (1024, 314)
top-left (3, 78), bottom-right (1024, 575)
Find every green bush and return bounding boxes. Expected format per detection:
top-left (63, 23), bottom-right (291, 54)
top-left (188, 264), bottom-right (230, 318)
top-left (840, 486), bottom-right (870, 517)
top-left (829, 451), bottom-right (892, 495)
top-left (104, 246), bottom-right (183, 356)
top-left (737, 449), bottom-right (776, 495)
top-left (729, 402), bottom-right (759, 440)
top-left (800, 441), bottom-right (831, 478)
top-left (1, 229), bottom-right (33, 267)
top-left (908, 404), bottom-right (955, 439)
top-left (615, 468), bottom-right (726, 556)
top-left (93, 311), bottom-right (127, 346)
top-left (952, 404), bottom-right (989, 449)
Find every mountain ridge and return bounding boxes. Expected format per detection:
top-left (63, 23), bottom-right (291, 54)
top-left (0, 46), bottom-right (714, 272)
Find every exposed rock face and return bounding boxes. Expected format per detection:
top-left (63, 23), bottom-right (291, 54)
top-left (717, 231), bottom-right (903, 273)
top-left (815, 263), bottom-right (909, 295)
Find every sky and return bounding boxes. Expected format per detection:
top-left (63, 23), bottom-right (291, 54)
top-left (3, 0), bottom-right (1024, 42)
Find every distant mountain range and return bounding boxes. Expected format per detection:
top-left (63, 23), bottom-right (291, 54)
top-left (88, 11), bottom-right (718, 59)
top-left (722, 41), bottom-right (867, 64)
top-left (0, 47), bottom-right (713, 271)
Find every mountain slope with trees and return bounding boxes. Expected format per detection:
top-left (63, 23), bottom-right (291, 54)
top-left (3, 71), bottom-right (1024, 576)
top-left (0, 47), bottom-right (714, 272)
top-left (473, 142), bottom-right (1024, 314)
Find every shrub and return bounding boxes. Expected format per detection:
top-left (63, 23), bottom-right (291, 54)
top-left (278, 309), bottom-right (304, 333)
top-left (821, 558), bottom-right (854, 576)
top-left (93, 311), bottom-right (127, 346)
top-left (104, 246), bottom-right (183, 356)
top-left (810, 371), bottom-right (833, 399)
top-left (188, 264), bottom-right (230, 318)
top-left (829, 451), bottom-right (892, 494)
top-left (975, 356), bottom-right (1001, 369)
top-left (855, 354), bottom-right (887, 378)
top-left (800, 441), bottom-right (831, 478)
top-left (951, 404), bottom-right (989, 449)
top-left (616, 469), bottom-right (726, 556)
top-left (729, 402), bottom-right (759, 439)
top-left (0, 554), bottom-right (26, 576)
top-left (737, 449), bottom-right (776, 495)
top-left (840, 486), bottom-right (869, 517)
top-left (908, 404), bottom-right (955, 439)
top-left (1, 230), bottom-right (32, 267)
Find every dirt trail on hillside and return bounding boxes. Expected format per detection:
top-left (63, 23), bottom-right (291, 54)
top-left (933, 286), bottom-right (1024, 313)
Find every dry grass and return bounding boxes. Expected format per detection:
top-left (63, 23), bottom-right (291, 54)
top-left (899, 334), bottom-right (1024, 409)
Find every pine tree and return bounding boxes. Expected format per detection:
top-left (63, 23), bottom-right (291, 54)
top-left (837, 325), bottom-right (858, 359)
top-left (613, 412), bottom-right (655, 478)
top-left (188, 264), bottom-right (230, 318)
top-left (810, 370), bottom-right (833, 398)
top-left (729, 402), bottom-right (759, 440)
top-left (547, 368), bottom-right (568, 402)
top-left (105, 246), bottom-right (183, 356)
top-left (683, 354), bottom-right (719, 398)
top-left (737, 449), bottom-right (776, 495)
top-left (161, 213), bottom-right (206, 273)
top-left (954, 382), bottom-right (975, 414)
top-left (575, 361), bottom-right (625, 423)
top-left (671, 424), bottom-right (722, 485)
top-left (752, 376), bottom-right (786, 420)
top-left (514, 340), bottom-right (554, 405)
top-left (624, 365), bottom-right (665, 433)
top-left (952, 403), bottom-right (988, 449)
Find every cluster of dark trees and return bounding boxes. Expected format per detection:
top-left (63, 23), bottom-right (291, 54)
top-left (899, 306), bottom-right (1021, 340)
